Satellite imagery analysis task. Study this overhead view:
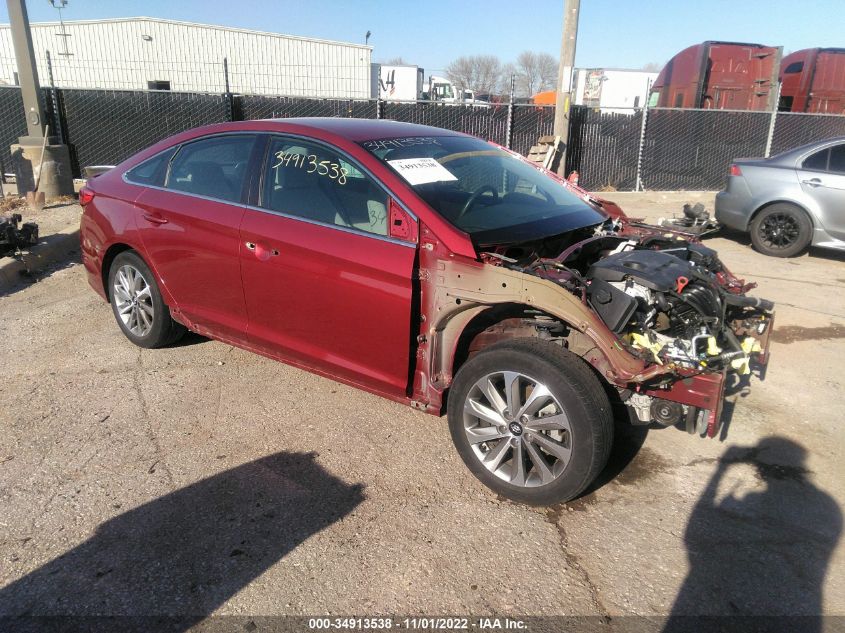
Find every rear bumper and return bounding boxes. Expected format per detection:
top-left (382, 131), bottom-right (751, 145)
top-left (714, 189), bottom-right (753, 231)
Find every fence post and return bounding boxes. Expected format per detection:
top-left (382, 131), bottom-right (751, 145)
top-left (376, 98), bottom-right (383, 119)
top-left (45, 50), bottom-right (65, 144)
top-left (505, 74), bottom-right (515, 149)
top-left (764, 82), bottom-right (782, 158)
top-left (222, 57), bottom-right (235, 122)
top-left (634, 102), bottom-right (650, 192)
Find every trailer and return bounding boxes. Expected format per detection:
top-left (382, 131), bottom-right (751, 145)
top-left (779, 48), bottom-right (845, 113)
top-left (649, 41), bottom-right (782, 111)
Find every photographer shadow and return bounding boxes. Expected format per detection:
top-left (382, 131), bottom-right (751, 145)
top-left (0, 452), bottom-right (364, 630)
top-left (664, 437), bottom-right (841, 632)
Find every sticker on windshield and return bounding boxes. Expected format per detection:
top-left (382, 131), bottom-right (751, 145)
top-left (387, 158), bottom-right (458, 186)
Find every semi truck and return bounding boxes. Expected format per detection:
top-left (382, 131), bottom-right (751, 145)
top-left (649, 41), bottom-right (782, 111)
top-left (779, 48), bottom-right (845, 113)
top-left (372, 64), bottom-right (478, 103)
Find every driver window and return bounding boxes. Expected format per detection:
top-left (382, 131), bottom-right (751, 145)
top-left (262, 138), bottom-right (388, 237)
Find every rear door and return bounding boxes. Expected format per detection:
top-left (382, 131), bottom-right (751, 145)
top-left (135, 133), bottom-right (258, 344)
top-left (239, 135), bottom-right (417, 397)
top-left (797, 143), bottom-right (845, 241)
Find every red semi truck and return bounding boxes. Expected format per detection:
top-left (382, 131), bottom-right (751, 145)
top-left (649, 41), bottom-right (782, 111)
top-left (779, 48), bottom-right (845, 113)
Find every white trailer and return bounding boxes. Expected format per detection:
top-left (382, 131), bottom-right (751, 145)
top-left (574, 68), bottom-right (658, 112)
top-left (376, 64), bottom-right (425, 101)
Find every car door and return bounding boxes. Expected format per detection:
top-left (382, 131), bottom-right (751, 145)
top-left (797, 143), bottom-right (845, 241)
top-left (239, 135), bottom-right (417, 397)
top-left (134, 133), bottom-right (259, 344)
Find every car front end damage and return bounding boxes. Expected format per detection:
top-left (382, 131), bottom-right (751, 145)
top-left (415, 193), bottom-right (773, 439)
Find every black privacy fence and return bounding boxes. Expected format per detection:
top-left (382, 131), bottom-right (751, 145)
top-left (1, 84), bottom-right (844, 190)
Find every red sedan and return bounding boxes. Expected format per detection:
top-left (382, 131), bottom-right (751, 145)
top-left (81, 119), bottom-right (773, 505)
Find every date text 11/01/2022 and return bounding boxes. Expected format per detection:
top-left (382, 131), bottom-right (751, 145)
top-left (307, 617), bottom-right (527, 629)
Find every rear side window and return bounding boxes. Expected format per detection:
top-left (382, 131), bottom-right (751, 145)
top-left (166, 135), bottom-right (256, 203)
top-left (261, 137), bottom-right (389, 237)
top-left (124, 147), bottom-right (176, 186)
top-left (803, 149), bottom-right (829, 171)
top-left (829, 145), bottom-right (845, 174)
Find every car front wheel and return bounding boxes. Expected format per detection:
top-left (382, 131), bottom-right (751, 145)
top-left (447, 338), bottom-right (613, 506)
top-left (749, 203), bottom-right (812, 257)
top-left (108, 250), bottom-right (186, 348)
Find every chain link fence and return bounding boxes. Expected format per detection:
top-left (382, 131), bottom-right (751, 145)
top-left (2, 83), bottom-right (845, 189)
top-left (565, 107), bottom-right (644, 191)
top-left (639, 108), bottom-right (771, 191)
top-left (770, 112), bottom-right (845, 156)
top-left (58, 88), bottom-right (229, 170)
top-left (237, 95), bottom-right (378, 121)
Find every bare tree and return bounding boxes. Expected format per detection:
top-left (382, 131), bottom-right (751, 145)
top-left (641, 62), bottom-right (663, 72)
top-left (514, 51), bottom-right (558, 97)
top-left (383, 57), bottom-right (407, 65)
top-left (445, 55), bottom-right (503, 95)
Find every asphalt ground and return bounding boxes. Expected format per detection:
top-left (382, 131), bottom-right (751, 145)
top-left (0, 193), bottom-right (843, 627)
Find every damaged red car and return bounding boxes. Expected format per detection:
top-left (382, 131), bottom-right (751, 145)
top-left (80, 119), bottom-right (774, 505)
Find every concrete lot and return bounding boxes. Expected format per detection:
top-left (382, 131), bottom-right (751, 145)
top-left (0, 192), bottom-right (843, 622)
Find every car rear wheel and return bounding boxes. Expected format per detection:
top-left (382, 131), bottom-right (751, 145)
top-left (749, 203), bottom-right (812, 258)
top-left (108, 251), bottom-right (186, 348)
top-left (447, 338), bottom-right (613, 506)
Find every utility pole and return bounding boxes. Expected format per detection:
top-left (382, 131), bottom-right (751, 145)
top-left (6, 0), bottom-right (73, 198)
top-left (553, 0), bottom-right (580, 176)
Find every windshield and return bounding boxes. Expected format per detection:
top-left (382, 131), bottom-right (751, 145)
top-left (433, 83), bottom-right (454, 99)
top-left (360, 135), bottom-right (606, 245)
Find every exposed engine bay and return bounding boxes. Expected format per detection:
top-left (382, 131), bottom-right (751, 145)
top-left (480, 217), bottom-right (774, 438)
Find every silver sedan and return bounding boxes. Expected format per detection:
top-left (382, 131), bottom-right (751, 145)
top-left (715, 137), bottom-right (845, 257)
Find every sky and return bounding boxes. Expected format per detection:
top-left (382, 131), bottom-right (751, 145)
top-left (1, 0), bottom-right (842, 73)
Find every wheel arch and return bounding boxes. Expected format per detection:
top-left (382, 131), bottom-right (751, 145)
top-left (749, 198), bottom-right (815, 229)
top-left (101, 242), bottom-right (134, 300)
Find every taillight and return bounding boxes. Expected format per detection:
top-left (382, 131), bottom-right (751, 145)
top-left (78, 186), bottom-right (95, 206)
top-left (729, 164), bottom-right (742, 177)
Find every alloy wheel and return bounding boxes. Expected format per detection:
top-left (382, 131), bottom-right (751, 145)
top-left (113, 264), bottom-right (155, 337)
top-left (758, 213), bottom-right (800, 250)
top-left (462, 371), bottom-right (573, 488)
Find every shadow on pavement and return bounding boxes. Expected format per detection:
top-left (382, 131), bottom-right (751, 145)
top-left (663, 437), bottom-right (841, 632)
top-left (0, 452), bottom-right (365, 629)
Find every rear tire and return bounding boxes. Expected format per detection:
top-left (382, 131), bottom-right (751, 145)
top-left (749, 203), bottom-right (812, 258)
top-left (447, 338), bottom-right (613, 506)
top-left (108, 250), bottom-right (186, 349)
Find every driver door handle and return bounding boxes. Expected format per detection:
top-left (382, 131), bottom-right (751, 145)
top-left (802, 178), bottom-right (823, 187)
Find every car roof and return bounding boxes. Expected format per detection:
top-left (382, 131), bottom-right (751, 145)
top-left (767, 136), bottom-right (845, 165)
top-left (254, 117), bottom-right (468, 142)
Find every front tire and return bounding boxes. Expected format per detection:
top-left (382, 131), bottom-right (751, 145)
top-left (108, 250), bottom-right (186, 348)
top-left (749, 203), bottom-right (812, 257)
top-left (447, 338), bottom-right (613, 506)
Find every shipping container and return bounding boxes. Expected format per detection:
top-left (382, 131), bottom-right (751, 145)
top-left (649, 41), bottom-right (781, 111)
top-left (779, 48), bottom-right (845, 113)
top-left (0, 17), bottom-right (373, 98)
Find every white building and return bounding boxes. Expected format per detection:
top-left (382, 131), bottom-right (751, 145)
top-left (574, 68), bottom-right (658, 112)
top-left (0, 17), bottom-right (373, 98)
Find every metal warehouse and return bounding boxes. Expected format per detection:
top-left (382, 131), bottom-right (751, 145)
top-left (0, 17), bottom-right (373, 97)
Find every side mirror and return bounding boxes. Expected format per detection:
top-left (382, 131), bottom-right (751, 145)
top-left (388, 199), bottom-right (418, 243)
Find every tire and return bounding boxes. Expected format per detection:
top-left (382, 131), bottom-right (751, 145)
top-left (447, 338), bottom-right (613, 506)
top-left (749, 203), bottom-right (812, 258)
top-left (108, 250), bottom-right (186, 349)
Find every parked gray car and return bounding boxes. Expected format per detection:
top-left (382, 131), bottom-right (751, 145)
top-left (715, 137), bottom-right (845, 257)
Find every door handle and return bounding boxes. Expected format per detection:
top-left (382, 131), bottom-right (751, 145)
top-left (142, 212), bottom-right (168, 225)
top-left (802, 178), bottom-right (823, 187)
top-left (245, 242), bottom-right (280, 257)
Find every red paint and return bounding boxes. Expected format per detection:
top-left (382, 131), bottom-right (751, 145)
top-left (779, 48), bottom-right (845, 113)
top-left (651, 41), bottom-right (781, 111)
